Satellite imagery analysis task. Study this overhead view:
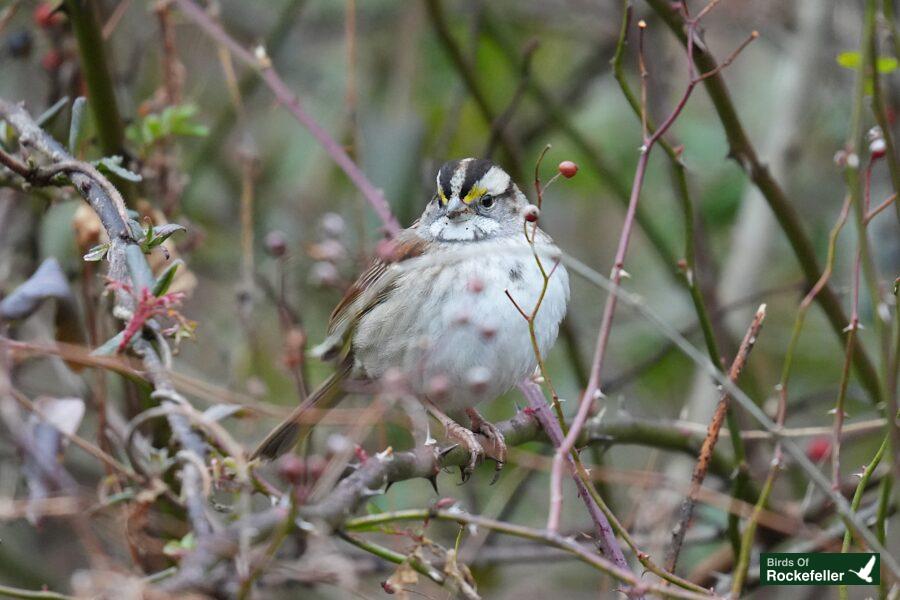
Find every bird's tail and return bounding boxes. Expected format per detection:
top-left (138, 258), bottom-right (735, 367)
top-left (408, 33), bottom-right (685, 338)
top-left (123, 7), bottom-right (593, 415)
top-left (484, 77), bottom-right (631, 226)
top-left (250, 361), bottom-right (352, 461)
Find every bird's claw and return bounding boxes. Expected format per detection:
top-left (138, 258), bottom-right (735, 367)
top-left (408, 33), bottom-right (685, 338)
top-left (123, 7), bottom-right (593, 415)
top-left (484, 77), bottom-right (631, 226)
top-left (466, 409), bottom-right (507, 483)
top-left (443, 421), bottom-right (484, 483)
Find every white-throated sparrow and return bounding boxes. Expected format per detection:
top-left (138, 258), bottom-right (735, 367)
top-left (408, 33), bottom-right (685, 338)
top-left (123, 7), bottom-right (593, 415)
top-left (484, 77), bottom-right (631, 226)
top-left (252, 158), bottom-right (570, 478)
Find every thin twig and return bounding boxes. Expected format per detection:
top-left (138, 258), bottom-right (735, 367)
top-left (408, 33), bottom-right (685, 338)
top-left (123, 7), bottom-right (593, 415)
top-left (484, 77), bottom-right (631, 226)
top-left (864, 192), bottom-right (897, 223)
top-left (423, 0), bottom-right (524, 181)
top-left (480, 11), bottom-right (680, 273)
top-left (484, 39), bottom-right (539, 158)
top-left (548, 7), bottom-right (756, 538)
top-left (666, 305), bottom-right (766, 571)
top-left (344, 509), bottom-right (720, 600)
top-left (643, 0), bottom-right (884, 407)
top-left (518, 382), bottom-right (636, 588)
top-left (556, 248), bottom-right (900, 577)
top-left (610, 1), bottom-right (752, 551)
top-left (732, 345), bottom-right (787, 596)
top-left (172, 0), bottom-right (400, 236)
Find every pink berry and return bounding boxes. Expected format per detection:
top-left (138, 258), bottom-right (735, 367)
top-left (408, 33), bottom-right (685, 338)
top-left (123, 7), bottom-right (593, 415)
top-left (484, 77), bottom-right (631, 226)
top-left (277, 455), bottom-right (305, 484)
top-left (264, 230), bottom-right (287, 257)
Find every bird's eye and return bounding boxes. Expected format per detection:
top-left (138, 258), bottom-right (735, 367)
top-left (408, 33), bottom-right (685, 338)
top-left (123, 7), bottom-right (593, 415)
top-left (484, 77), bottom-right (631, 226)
top-left (480, 194), bottom-right (495, 209)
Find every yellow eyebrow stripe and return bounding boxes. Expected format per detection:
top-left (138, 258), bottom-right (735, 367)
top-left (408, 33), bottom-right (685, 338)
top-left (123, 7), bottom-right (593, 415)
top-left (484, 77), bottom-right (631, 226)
top-left (438, 189), bottom-right (448, 205)
top-left (462, 185), bottom-right (487, 205)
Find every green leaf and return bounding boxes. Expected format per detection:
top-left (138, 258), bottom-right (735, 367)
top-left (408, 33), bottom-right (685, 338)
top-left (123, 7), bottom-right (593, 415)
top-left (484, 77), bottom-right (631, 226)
top-left (837, 51), bottom-right (861, 69)
top-left (170, 121), bottom-right (210, 137)
top-left (83, 242), bottom-right (110, 262)
top-left (202, 403), bottom-right (243, 422)
top-left (35, 96), bottom-right (69, 127)
top-left (142, 115), bottom-right (162, 144)
top-left (163, 532), bottom-right (196, 557)
top-left (142, 223), bottom-right (186, 251)
top-left (94, 156), bottom-right (143, 182)
top-left (152, 259), bottom-right (182, 297)
top-left (125, 243), bottom-right (155, 289)
top-left (877, 56), bottom-right (898, 73)
top-left (151, 223), bottom-right (186, 242)
top-left (68, 97), bottom-right (86, 155)
top-left (836, 51), bottom-right (898, 73)
top-left (91, 331), bottom-right (125, 356)
top-left (127, 103), bottom-right (209, 152)
top-left (126, 218), bottom-right (145, 240)
top-left (125, 123), bottom-right (142, 146)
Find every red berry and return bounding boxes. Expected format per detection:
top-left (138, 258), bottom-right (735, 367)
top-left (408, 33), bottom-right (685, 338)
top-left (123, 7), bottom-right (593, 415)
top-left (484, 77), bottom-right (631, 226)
top-left (523, 204), bottom-right (540, 222)
top-left (34, 3), bottom-right (63, 28)
top-left (558, 160), bottom-right (579, 178)
top-left (806, 436), bottom-right (831, 462)
top-left (41, 49), bottom-right (63, 72)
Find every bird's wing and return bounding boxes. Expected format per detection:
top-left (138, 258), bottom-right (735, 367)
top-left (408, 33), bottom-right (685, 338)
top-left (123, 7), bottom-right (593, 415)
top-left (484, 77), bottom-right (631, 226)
top-left (313, 230), bottom-right (429, 361)
top-left (861, 555), bottom-right (876, 576)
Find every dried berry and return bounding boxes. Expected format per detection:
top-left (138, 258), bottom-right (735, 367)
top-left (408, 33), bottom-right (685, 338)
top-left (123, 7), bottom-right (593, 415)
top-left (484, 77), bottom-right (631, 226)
top-left (264, 230), bottom-right (287, 257)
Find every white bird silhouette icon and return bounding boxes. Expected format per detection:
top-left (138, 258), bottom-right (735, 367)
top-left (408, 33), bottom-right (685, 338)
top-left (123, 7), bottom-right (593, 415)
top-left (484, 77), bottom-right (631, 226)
top-left (848, 555), bottom-right (877, 583)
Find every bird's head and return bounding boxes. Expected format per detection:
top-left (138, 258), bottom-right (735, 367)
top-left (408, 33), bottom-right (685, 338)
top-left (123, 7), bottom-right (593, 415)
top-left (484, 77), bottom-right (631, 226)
top-left (420, 158), bottom-right (528, 241)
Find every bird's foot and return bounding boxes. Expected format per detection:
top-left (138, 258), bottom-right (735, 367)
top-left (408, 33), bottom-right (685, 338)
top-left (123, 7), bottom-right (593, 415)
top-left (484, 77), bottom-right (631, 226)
top-left (466, 408), bottom-right (507, 483)
top-left (442, 419), bottom-right (485, 482)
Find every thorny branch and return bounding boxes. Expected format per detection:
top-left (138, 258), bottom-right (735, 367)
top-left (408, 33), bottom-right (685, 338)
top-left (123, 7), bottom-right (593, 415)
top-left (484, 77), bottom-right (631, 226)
top-left (666, 305), bottom-right (766, 572)
top-left (0, 99), bottom-right (216, 542)
top-left (547, 0), bottom-right (757, 540)
top-left (643, 0), bottom-right (884, 407)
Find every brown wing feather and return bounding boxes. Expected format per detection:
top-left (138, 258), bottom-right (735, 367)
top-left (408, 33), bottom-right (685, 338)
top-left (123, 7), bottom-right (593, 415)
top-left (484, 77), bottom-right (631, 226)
top-left (315, 232), bottom-right (429, 360)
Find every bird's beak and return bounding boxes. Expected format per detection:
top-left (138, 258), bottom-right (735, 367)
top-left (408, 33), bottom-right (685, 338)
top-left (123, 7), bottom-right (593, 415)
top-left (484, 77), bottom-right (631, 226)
top-left (445, 196), bottom-right (471, 219)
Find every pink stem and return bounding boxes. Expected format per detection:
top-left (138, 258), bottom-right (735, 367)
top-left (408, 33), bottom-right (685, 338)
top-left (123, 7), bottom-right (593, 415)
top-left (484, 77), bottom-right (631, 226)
top-left (546, 23), bottom-right (710, 532)
top-left (518, 381), bottom-right (636, 588)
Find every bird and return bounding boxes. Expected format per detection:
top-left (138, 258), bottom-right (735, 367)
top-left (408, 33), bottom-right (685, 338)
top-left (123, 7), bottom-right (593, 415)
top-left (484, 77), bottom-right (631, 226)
top-left (251, 158), bottom-right (570, 479)
top-left (848, 555), bottom-right (877, 583)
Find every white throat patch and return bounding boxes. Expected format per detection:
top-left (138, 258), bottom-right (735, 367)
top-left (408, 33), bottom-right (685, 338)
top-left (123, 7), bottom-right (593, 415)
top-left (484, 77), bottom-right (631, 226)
top-left (429, 215), bottom-right (500, 241)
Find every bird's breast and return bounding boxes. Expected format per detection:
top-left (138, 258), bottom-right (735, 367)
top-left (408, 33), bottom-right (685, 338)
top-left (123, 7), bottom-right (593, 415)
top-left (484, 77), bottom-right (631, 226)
top-left (352, 239), bottom-right (570, 410)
